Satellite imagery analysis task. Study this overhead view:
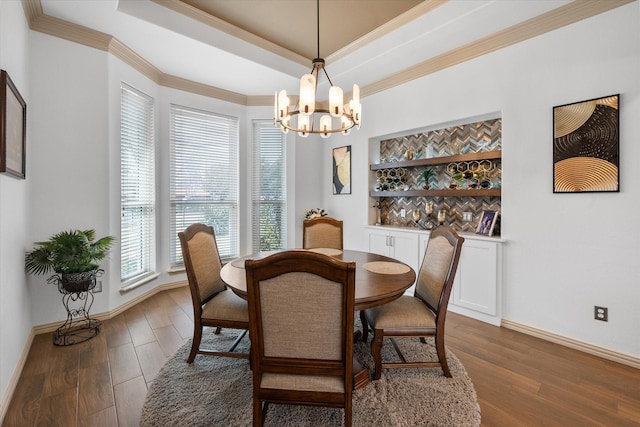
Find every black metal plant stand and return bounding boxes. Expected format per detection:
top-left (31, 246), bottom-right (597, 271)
top-left (49, 271), bottom-right (102, 346)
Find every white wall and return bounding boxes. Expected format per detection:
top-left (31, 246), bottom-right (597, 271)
top-left (325, 3), bottom-right (640, 358)
top-left (28, 33), bottom-right (111, 323)
top-left (0, 0), bottom-right (33, 412)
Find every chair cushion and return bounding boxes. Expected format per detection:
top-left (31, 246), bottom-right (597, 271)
top-left (261, 372), bottom-right (344, 393)
top-left (416, 235), bottom-right (454, 309)
top-left (304, 223), bottom-right (342, 249)
top-left (364, 296), bottom-right (436, 329)
top-left (188, 231), bottom-right (225, 299)
top-left (202, 290), bottom-right (249, 322)
top-left (259, 272), bottom-right (343, 360)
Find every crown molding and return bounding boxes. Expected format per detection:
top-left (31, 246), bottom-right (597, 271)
top-left (109, 38), bottom-right (164, 84)
top-left (21, 0), bottom-right (248, 105)
top-left (159, 74), bottom-right (248, 105)
top-left (21, 0), bottom-right (635, 106)
top-left (327, 0), bottom-right (447, 64)
top-left (361, 0), bottom-right (635, 98)
top-left (25, 5), bottom-right (112, 51)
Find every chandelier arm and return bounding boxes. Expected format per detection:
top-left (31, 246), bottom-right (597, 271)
top-left (322, 66), bottom-right (334, 87)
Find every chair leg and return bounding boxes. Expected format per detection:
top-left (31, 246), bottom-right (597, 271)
top-left (435, 333), bottom-right (451, 377)
top-left (261, 402), bottom-right (269, 427)
top-left (214, 327), bottom-right (222, 334)
top-left (253, 397), bottom-right (262, 427)
top-left (371, 330), bottom-right (384, 380)
top-left (187, 325), bottom-right (203, 363)
top-left (344, 400), bottom-right (352, 427)
top-left (359, 311), bottom-right (369, 342)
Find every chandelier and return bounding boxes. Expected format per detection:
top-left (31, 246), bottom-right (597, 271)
top-left (274, 0), bottom-right (362, 138)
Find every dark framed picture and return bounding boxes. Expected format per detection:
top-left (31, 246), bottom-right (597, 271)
top-left (553, 94), bottom-right (619, 193)
top-left (332, 145), bottom-right (351, 194)
top-left (476, 210), bottom-right (499, 236)
top-left (1, 70), bottom-right (26, 179)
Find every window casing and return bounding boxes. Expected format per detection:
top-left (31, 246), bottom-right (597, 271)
top-left (120, 84), bottom-right (156, 287)
top-left (252, 120), bottom-right (287, 252)
top-left (170, 104), bottom-right (239, 266)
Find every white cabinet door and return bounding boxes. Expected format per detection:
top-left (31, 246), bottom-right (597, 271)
top-left (367, 231), bottom-right (390, 257)
top-left (366, 228), bottom-right (420, 295)
top-left (365, 228), bottom-right (420, 271)
top-left (388, 231), bottom-right (420, 274)
top-left (452, 239), bottom-right (499, 317)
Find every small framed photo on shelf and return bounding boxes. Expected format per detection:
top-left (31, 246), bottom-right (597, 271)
top-left (476, 210), bottom-right (499, 236)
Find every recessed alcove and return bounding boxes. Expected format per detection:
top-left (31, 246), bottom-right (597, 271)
top-left (369, 116), bottom-right (502, 233)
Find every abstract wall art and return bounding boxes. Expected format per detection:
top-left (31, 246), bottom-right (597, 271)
top-left (553, 94), bottom-right (619, 193)
top-left (333, 145), bottom-right (351, 195)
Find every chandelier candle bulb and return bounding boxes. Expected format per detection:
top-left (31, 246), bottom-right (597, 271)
top-left (278, 90), bottom-right (288, 119)
top-left (298, 114), bottom-right (310, 137)
top-left (341, 116), bottom-right (351, 135)
top-left (299, 74), bottom-right (316, 115)
top-left (329, 86), bottom-right (344, 117)
top-left (320, 115), bottom-right (332, 138)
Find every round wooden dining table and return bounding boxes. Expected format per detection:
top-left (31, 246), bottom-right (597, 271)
top-left (220, 248), bottom-right (416, 311)
top-left (220, 248), bottom-right (416, 390)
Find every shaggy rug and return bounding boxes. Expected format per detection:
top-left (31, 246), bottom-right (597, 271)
top-left (141, 325), bottom-right (481, 426)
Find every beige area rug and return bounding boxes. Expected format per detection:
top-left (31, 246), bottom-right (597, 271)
top-left (141, 322), bottom-right (481, 427)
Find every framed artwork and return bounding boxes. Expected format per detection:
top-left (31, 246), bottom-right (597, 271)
top-left (476, 210), bottom-right (499, 236)
top-left (333, 145), bottom-right (351, 195)
top-left (553, 94), bottom-right (619, 193)
top-left (1, 70), bottom-right (26, 179)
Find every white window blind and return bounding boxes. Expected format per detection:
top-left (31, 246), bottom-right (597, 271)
top-left (252, 120), bottom-right (287, 252)
top-left (170, 104), bottom-right (239, 266)
top-left (120, 84), bottom-right (156, 287)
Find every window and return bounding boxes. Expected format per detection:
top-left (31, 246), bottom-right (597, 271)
top-left (252, 120), bottom-right (287, 251)
top-left (120, 84), bottom-right (156, 287)
top-left (170, 105), bottom-right (239, 266)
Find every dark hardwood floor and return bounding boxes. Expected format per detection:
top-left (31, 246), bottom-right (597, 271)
top-left (3, 286), bottom-right (639, 426)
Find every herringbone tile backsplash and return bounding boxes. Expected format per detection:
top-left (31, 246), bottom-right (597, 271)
top-left (377, 118), bottom-right (502, 234)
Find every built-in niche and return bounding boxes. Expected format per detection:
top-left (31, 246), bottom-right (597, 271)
top-left (373, 118), bottom-right (502, 234)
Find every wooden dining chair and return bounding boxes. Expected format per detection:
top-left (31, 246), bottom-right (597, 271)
top-left (245, 250), bottom-right (356, 427)
top-left (178, 223), bottom-right (249, 363)
top-left (302, 216), bottom-right (344, 250)
top-left (360, 226), bottom-right (464, 379)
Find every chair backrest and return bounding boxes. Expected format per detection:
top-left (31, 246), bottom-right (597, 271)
top-left (245, 250), bottom-right (356, 387)
top-left (302, 217), bottom-right (344, 249)
top-left (178, 223), bottom-right (226, 309)
top-left (415, 226), bottom-right (465, 316)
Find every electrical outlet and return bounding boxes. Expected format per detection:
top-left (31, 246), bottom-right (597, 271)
top-left (400, 208), bottom-right (406, 218)
top-left (463, 211), bottom-right (473, 222)
top-left (594, 306), bottom-right (608, 322)
top-left (94, 280), bottom-right (102, 293)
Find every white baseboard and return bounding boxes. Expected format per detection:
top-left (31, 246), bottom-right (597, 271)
top-left (501, 318), bottom-right (640, 369)
top-left (0, 329), bottom-right (35, 425)
top-left (1, 280), bottom-right (188, 424)
top-left (32, 280), bottom-right (188, 335)
top-left (448, 305), bottom-right (501, 327)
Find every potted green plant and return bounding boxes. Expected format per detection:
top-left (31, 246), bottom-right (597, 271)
top-left (419, 168), bottom-right (435, 189)
top-left (25, 229), bottom-right (115, 293)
